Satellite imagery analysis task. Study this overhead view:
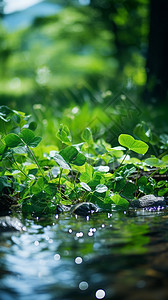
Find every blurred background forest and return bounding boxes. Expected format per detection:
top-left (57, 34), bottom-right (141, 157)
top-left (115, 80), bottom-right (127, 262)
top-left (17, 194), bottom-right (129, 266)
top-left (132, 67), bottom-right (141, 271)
top-left (0, 0), bottom-right (167, 145)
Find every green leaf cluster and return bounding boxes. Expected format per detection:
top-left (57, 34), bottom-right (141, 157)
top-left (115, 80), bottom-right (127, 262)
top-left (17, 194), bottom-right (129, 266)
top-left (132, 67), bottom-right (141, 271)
top-left (1, 106), bottom-right (168, 218)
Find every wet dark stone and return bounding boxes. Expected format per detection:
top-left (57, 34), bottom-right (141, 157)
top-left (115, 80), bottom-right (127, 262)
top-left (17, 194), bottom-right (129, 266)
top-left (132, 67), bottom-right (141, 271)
top-left (0, 194), bottom-right (17, 213)
top-left (0, 216), bottom-right (25, 233)
top-left (130, 194), bottom-right (167, 209)
top-left (56, 204), bottom-right (70, 214)
top-left (70, 202), bottom-right (99, 216)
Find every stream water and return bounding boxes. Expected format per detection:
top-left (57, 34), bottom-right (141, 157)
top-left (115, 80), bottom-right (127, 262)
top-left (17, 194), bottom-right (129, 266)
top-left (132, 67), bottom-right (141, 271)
top-left (1, 208), bottom-right (168, 300)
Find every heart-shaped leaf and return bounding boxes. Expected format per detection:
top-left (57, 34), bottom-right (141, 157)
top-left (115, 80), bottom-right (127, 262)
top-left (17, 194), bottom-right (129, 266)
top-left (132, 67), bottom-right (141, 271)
top-left (19, 129), bottom-right (42, 147)
top-left (111, 194), bottom-right (129, 208)
top-left (81, 128), bottom-right (93, 143)
top-left (144, 157), bottom-right (165, 168)
top-left (118, 134), bottom-right (148, 154)
top-left (53, 153), bottom-right (71, 170)
top-left (60, 146), bottom-right (78, 163)
top-left (20, 129), bottom-right (35, 143)
top-left (5, 133), bottom-right (23, 148)
top-left (72, 152), bottom-right (86, 166)
top-left (57, 124), bottom-right (72, 145)
top-left (28, 121), bottom-right (37, 131)
top-left (80, 163), bottom-right (93, 183)
top-left (162, 155), bottom-right (168, 163)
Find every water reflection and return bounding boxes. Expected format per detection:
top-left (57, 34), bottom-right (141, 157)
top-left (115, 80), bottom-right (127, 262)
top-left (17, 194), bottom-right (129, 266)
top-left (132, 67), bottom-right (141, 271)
top-left (1, 209), bottom-right (168, 299)
top-left (79, 281), bottom-right (88, 290)
top-left (95, 289), bottom-right (106, 299)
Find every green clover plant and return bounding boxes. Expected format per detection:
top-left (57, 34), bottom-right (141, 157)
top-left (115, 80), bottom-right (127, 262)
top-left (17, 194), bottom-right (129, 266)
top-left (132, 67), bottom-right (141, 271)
top-left (0, 105), bottom-right (168, 217)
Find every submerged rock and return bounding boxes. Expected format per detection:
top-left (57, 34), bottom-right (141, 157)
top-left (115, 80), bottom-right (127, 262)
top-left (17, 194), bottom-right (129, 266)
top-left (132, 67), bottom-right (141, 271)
top-left (130, 194), bottom-right (167, 209)
top-left (70, 202), bottom-right (99, 216)
top-left (0, 216), bottom-right (25, 233)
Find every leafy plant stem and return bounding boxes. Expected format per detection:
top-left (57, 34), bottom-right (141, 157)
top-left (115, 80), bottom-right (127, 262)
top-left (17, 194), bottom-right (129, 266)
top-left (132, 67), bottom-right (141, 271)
top-left (116, 149), bottom-right (130, 172)
top-left (70, 169), bottom-right (78, 199)
top-left (3, 122), bottom-right (7, 135)
top-left (7, 155), bottom-right (29, 179)
top-left (135, 166), bottom-right (140, 186)
top-left (74, 171), bottom-right (79, 185)
top-left (58, 168), bottom-right (63, 191)
top-left (113, 161), bottom-right (115, 172)
top-left (12, 155), bottom-right (29, 179)
top-left (147, 169), bottom-right (158, 179)
top-left (26, 145), bottom-right (45, 178)
top-left (81, 191), bottom-right (92, 202)
top-left (59, 168), bottom-right (63, 185)
top-left (57, 188), bottom-right (68, 202)
top-left (158, 150), bottom-right (168, 159)
top-left (136, 191), bottom-right (141, 199)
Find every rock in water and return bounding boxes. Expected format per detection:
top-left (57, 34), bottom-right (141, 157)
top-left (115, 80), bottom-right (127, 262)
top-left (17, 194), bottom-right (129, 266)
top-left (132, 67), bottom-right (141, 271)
top-left (0, 216), bottom-right (25, 233)
top-left (0, 194), bottom-right (17, 212)
top-left (55, 204), bottom-right (71, 214)
top-left (70, 202), bottom-right (99, 216)
top-left (131, 194), bottom-right (167, 208)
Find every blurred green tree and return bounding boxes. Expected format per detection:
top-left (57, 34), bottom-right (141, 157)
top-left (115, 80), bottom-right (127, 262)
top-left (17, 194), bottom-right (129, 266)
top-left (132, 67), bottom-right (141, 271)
top-left (90, 0), bottom-right (148, 71)
top-left (145, 0), bottom-right (168, 104)
top-left (0, 25), bottom-right (11, 77)
top-left (90, 0), bottom-right (168, 104)
top-left (1, 0), bottom-right (167, 107)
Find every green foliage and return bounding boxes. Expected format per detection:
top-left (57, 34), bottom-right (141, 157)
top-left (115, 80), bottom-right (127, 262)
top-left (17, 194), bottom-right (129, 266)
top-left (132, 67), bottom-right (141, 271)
top-left (160, 134), bottom-right (168, 150)
top-left (80, 182), bottom-right (92, 192)
top-left (81, 127), bottom-right (93, 143)
top-left (134, 122), bottom-right (158, 145)
top-left (118, 134), bottom-right (149, 154)
top-left (56, 124), bottom-right (72, 145)
top-left (5, 133), bottom-right (23, 148)
top-left (0, 105), bottom-right (168, 218)
top-left (53, 153), bottom-right (71, 170)
top-left (0, 0), bottom-right (150, 111)
top-left (110, 194), bottom-right (129, 209)
top-left (145, 157), bottom-right (165, 168)
top-left (0, 6), bottom-right (117, 107)
top-left (0, 175), bottom-right (12, 192)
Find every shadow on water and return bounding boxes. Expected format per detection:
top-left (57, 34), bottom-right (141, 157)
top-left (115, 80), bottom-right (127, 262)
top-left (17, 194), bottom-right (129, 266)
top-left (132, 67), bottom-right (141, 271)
top-left (1, 209), bottom-right (168, 300)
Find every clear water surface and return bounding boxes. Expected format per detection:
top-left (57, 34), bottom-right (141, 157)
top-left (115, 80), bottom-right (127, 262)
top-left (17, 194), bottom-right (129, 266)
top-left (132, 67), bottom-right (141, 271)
top-left (1, 208), bottom-right (168, 300)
